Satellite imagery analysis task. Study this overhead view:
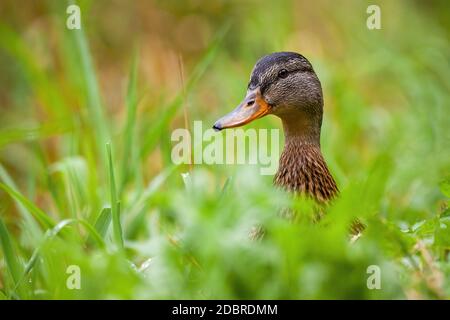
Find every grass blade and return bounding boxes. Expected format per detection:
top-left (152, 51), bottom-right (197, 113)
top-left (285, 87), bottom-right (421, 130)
top-left (219, 176), bottom-right (232, 200)
top-left (0, 183), bottom-right (55, 229)
top-left (0, 165), bottom-right (43, 237)
top-left (78, 219), bottom-right (106, 248)
top-left (106, 143), bottom-right (123, 249)
top-left (0, 216), bottom-right (23, 288)
top-left (70, 18), bottom-right (109, 158)
top-left (0, 124), bottom-right (69, 149)
top-left (12, 218), bottom-right (105, 295)
top-left (120, 53), bottom-right (139, 193)
top-left (93, 207), bottom-right (112, 239)
top-left (126, 165), bottom-right (176, 238)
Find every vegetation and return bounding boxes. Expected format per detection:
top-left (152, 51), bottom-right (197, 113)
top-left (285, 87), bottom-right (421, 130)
top-left (0, 0), bottom-right (448, 299)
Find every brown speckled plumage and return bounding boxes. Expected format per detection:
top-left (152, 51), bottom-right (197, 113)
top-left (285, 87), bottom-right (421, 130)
top-left (274, 141), bottom-right (338, 203)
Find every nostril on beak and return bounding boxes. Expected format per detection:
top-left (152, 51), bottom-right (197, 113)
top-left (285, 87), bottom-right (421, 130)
top-left (246, 99), bottom-right (255, 107)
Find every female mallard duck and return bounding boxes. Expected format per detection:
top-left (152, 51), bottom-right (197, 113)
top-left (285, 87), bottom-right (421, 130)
top-left (214, 52), bottom-right (337, 201)
top-left (214, 52), bottom-right (363, 234)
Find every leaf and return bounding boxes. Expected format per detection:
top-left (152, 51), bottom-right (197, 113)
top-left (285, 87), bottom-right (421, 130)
top-left (0, 124), bottom-right (69, 149)
top-left (0, 216), bottom-right (23, 287)
top-left (0, 183), bottom-right (55, 229)
top-left (49, 156), bottom-right (88, 218)
top-left (78, 219), bottom-right (106, 248)
top-left (219, 176), bottom-right (232, 200)
top-left (12, 218), bottom-right (105, 294)
top-left (120, 52), bottom-right (140, 193)
top-left (0, 165), bottom-right (43, 238)
top-left (412, 218), bottom-right (438, 237)
top-left (126, 165), bottom-right (176, 238)
top-left (129, 165), bottom-right (176, 214)
top-left (440, 207), bottom-right (450, 218)
top-left (71, 21), bottom-right (110, 158)
top-left (106, 143), bottom-right (123, 249)
top-left (439, 179), bottom-right (450, 198)
top-left (435, 220), bottom-right (450, 249)
top-left (93, 207), bottom-right (112, 239)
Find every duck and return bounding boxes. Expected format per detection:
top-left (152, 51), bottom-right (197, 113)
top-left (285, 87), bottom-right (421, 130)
top-left (213, 52), bottom-right (363, 235)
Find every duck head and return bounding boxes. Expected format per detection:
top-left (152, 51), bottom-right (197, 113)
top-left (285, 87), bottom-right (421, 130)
top-left (213, 52), bottom-right (323, 145)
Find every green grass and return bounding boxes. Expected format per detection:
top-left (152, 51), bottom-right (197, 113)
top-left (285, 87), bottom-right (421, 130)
top-left (106, 142), bottom-right (123, 250)
top-left (0, 0), bottom-right (449, 299)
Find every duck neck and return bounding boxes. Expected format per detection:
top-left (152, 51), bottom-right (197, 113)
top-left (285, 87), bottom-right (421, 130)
top-left (274, 116), bottom-right (338, 202)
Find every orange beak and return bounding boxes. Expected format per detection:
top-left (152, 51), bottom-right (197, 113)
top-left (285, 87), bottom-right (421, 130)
top-left (213, 88), bottom-right (271, 131)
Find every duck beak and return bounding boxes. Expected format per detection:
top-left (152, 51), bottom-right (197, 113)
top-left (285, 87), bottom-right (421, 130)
top-left (213, 88), bottom-right (271, 131)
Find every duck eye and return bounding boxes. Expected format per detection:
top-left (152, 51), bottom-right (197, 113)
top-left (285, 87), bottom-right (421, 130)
top-left (278, 69), bottom-right (289, 79)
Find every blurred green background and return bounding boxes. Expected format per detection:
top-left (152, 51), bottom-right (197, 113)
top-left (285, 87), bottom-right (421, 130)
top-left (0, 0), bottom-right (449, 299)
